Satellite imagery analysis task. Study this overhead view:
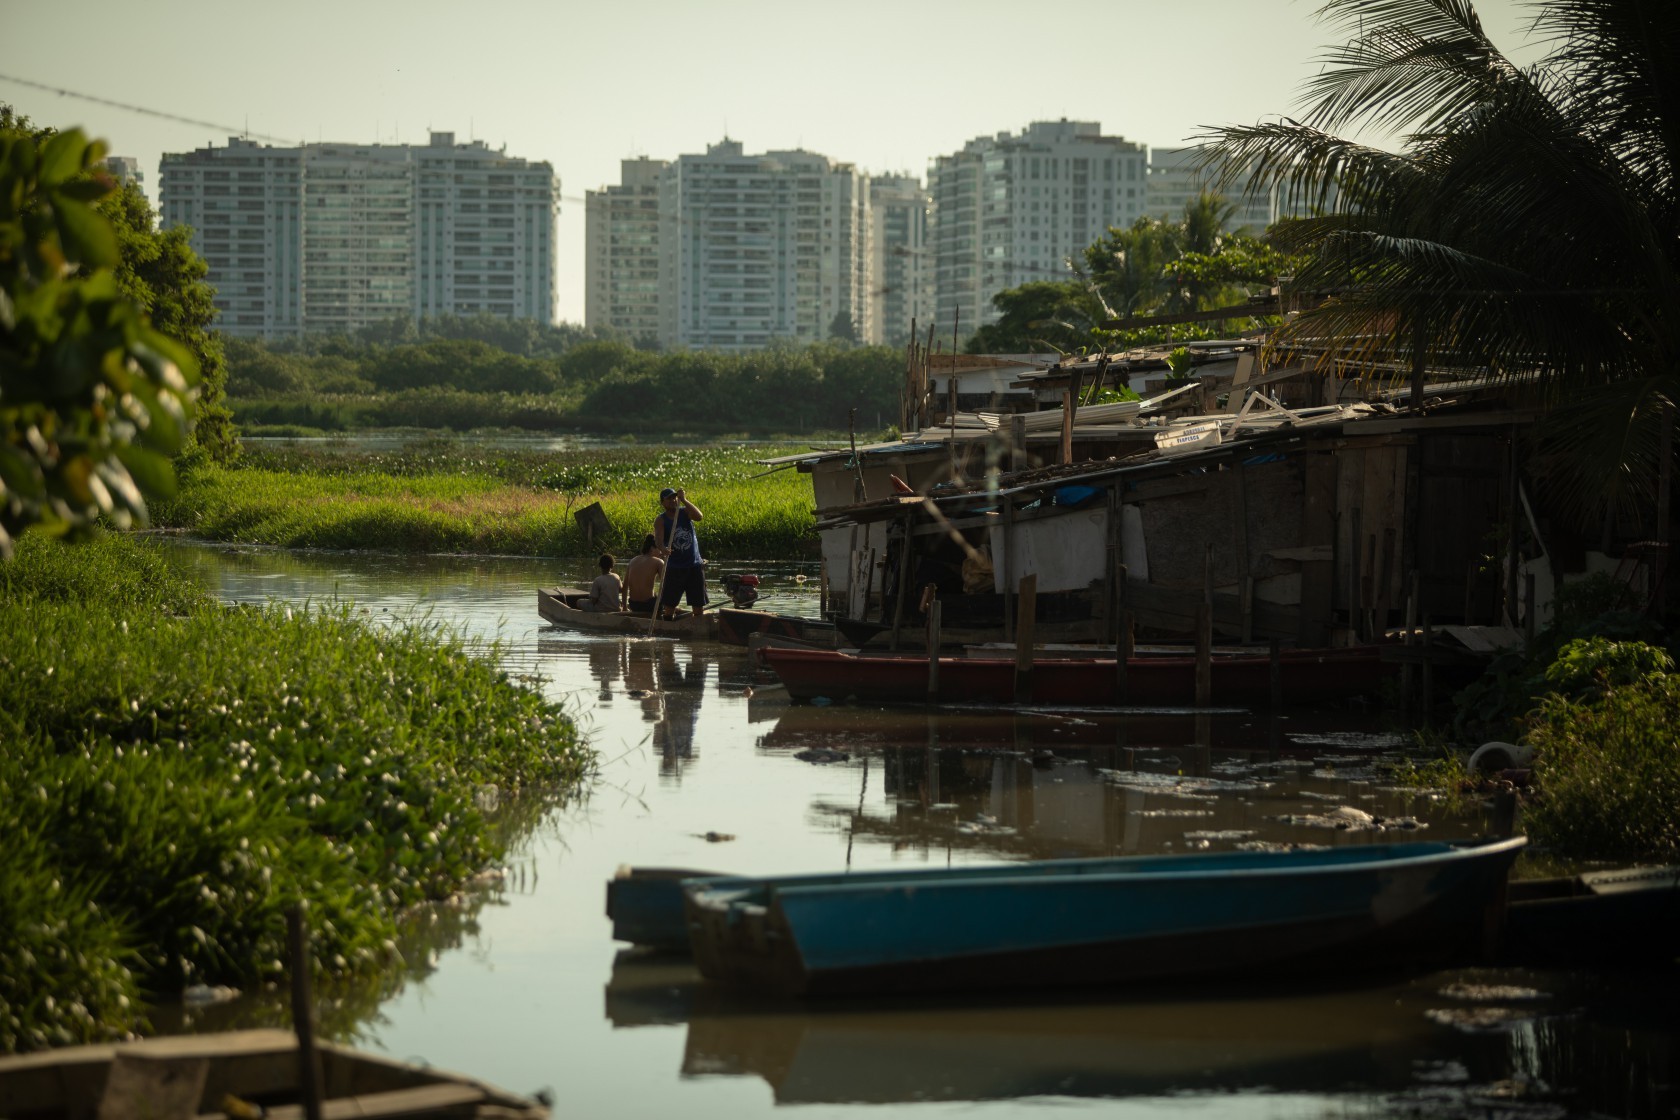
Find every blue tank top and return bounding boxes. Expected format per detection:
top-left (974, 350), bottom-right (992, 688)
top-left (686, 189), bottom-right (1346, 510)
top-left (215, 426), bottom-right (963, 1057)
top-left (659, 511), bottom-right (702, 569)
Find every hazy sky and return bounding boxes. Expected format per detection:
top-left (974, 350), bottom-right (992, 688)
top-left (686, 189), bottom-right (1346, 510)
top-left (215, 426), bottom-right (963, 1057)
top-left (2, 0), bottom-right (1540, 324)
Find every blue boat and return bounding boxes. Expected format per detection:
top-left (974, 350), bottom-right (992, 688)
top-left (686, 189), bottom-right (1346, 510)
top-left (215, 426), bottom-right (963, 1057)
top-left (666, 838), bottom-right (1526, 996)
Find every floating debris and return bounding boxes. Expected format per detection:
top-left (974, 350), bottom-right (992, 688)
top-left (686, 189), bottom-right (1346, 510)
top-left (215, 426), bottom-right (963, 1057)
top-left (793, 748), bottom-right (850, 764)
top-left (182, 984), bottom-right (240, 1007)
top-left (1234, 840), bottom-right (1331, 852)
top-left (1138, 808), bottom-right (1215, 819)
top-left (1095, 770), bottom-right (1269, 796)
top-left (1183, 829), bottom-right (1257, 842)
top-left (1423, 1006), bottom-right (1544, 1033)
top-left (1438, 982), bottom-right (1550, 1003)
top-left (1270, 805), bottom-right (1427, 831)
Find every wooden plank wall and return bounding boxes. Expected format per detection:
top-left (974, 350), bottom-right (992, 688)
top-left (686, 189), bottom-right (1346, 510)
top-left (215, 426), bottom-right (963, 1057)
top-left (1335, 438), bottom-right (1411, 640)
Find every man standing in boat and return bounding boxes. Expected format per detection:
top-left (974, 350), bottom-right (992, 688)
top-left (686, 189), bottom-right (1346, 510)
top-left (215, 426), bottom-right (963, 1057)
top-left (654, 487), bottom-right (706, 619)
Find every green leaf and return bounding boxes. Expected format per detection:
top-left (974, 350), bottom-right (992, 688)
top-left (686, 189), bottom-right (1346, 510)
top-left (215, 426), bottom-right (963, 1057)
top-left (0, 442), bottom-right (47, 500)
top-left (113, 444), bottom-right (175, 500)
top-left (54, 198), bottom-right (119, 270)
top-left (37, 130), bottom-right (87, 189)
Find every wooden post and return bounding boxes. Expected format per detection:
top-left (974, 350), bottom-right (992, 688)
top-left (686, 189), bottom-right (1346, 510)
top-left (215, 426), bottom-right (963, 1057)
top-left (1002, 499), bottom-right (1017, 641)
top-left (1115, 564), bottom-right (1130, 704)
top-left (848, 408), bottom-right (867, 503)
top-left (1402, 570), bottom-right (1419, 713)
top-left (1010, 413), bottom-right (1027, 474)
top-left (819, 559), bottom-right (830, 619)
top-left (1196, 545), bottom-right (1213, 707)
top-left (889, 518), bottom-right (913, 651)
top-left (1269, 639), bottom-right (1283, 711)
top-left (1014, 574), bottom-right (1037, 702)
top-left (1421, 614), bottom-right (1435, 721)
top-left (1658, 400), bottom-right (1673, 616)
top-left (288, 905), bottom-right (325, 1120)
top-left (926, 599), bottom-right (942, 699)
top-left (1060, 389), bottom-right (1075, 466)
top-left (1349, 507), bottom-right (1363, 642)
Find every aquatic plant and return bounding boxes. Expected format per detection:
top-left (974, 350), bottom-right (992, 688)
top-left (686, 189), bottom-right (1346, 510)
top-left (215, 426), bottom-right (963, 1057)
top-left (155, 443), bottom-right (821, 559)
top-left (0, 535), bottom-right (593, 1051)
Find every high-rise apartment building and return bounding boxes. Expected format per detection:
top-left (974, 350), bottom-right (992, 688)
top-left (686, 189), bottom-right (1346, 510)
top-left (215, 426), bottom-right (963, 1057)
top-left (651, 139), bottom-right (870, 351)
top-left (159, 132), bottom-right (557, 339)
top-left (868, 174), bottom-right (930, 347)
top-left (928, 121), bottom-right (1147, 336)
top-left (1145, 145), bottom-right (1273, 231)
top-left (584, 157), bottom-right (667, 344)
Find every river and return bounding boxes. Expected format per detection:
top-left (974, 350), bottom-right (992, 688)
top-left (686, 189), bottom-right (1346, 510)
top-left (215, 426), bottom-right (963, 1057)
top-left (158, 540), bottom-right (1677, 1120)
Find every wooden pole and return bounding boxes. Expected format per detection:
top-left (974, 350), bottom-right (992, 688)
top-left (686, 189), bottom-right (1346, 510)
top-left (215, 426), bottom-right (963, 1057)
top-left (1402, 570), bottom-right (1419, 713)
top-left (1115, 563), bottom-right (1130, 704)
top-left (1010, 413), bottom-right (1027, 475)
top-left (1269, 638), bottom-right (1283, 711)
top-left (1014, 574), bottom-right (1037, 702)
top-left (889, 517), bottom-right (913, 651)
top-left (926, 599), bottom-right (942, 700)
top-left (287, 905), bottom-right (325, 1120)
top-left (1002, 498), bottom-right (1016, 641)
top-left (848, 408), bottom-right (867, 502)
top-left (1196, 545), bottom-right (1213, 706)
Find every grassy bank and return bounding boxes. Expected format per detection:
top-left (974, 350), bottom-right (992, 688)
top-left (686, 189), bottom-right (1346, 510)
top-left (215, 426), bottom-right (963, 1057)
top-left (155, 442), bottom-right (821, 559)
top-left (0, 535), bottom-right (593, 1052)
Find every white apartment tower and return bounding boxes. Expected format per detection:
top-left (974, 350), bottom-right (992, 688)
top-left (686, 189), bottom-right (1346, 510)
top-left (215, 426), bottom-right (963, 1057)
top-left (1145, 145), bottom-right (1274, 231)
top-left (867, 174), bottom-right (930, 347)
top-left (929, 121), bottom-right (1147, 337)
top-left (585, 158), bottom-right (668, 344)
top-left (159, 133), bottom-right (557, 339)
top-left (656, 140), bottom-right (870, 351)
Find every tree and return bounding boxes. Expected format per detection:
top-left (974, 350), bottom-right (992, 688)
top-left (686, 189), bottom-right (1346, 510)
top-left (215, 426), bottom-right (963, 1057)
top-left (1206, 0), bottom-right (1680, 533)
top-left (828, 310), bottom-right (858, 346)
top-left (101, 181), bottom-right (236, 462)
top-left (0, 121), bottom-right (199, 556)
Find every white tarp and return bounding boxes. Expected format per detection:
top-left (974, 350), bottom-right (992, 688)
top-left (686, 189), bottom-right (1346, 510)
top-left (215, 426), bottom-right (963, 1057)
top-left (988, 504), bottom-right (1148, 593)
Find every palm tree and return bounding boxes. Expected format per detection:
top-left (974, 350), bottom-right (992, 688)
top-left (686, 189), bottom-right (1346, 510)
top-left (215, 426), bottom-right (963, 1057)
top-left (1206, 0), bottom-right (1678, 535)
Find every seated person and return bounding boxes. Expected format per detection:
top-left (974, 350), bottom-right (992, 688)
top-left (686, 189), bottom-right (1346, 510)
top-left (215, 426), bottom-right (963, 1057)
top-left (621, 534), bottom-right (665, 615)
top-left (582, 553), bottom-right (623, 612)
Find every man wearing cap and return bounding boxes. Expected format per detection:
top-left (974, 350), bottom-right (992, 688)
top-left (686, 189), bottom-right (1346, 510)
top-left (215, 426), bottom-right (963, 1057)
top-left (653, 486), bottom-right (706, 619)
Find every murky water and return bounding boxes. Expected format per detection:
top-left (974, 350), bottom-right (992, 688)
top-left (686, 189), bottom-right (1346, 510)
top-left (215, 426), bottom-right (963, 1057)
top-left (158, 540), bottom-right (1678, 1119)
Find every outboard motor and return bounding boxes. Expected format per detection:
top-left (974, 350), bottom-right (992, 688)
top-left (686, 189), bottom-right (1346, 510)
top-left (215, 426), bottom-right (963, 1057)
top-left (722, 573), bottom-right (760, 608)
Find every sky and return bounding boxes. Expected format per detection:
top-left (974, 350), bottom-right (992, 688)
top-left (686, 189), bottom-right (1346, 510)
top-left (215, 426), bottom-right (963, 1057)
top-left (1, 0), bottom-right (1539, 324)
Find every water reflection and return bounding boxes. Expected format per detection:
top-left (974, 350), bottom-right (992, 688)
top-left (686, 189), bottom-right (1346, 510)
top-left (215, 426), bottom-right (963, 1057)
top-left (156, 540), bottom-right (1676, 1120)
top-left (605, 951), bottom-right (1679, 1114)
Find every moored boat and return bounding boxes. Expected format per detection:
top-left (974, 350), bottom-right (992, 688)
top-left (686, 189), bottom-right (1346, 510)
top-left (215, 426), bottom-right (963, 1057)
top-left (680, 837), bottom-right (1527, 996)
top-left (0, 1027), bottom-right (547, 1119)
top-left (538, 587), bottom-right (718, 640)
top-left (760, 643), bottom-right (1393, 706)
top-left (1503, 864), bottom-right (1680, 967)
top-left (715, 607), bottom-right (838, 648)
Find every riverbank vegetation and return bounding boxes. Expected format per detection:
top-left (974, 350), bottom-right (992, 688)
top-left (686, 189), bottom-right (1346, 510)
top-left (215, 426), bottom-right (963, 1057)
top-left (225, 328), bottom-right (903, 438)
top-left (0, 535), bottom-right (593, 1052)
top-left (155, 442), bottom-right (820, 559)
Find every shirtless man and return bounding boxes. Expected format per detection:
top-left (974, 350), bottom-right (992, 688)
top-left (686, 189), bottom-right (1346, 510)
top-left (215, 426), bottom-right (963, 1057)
top-left (621, 534), bottom-right (665, 615)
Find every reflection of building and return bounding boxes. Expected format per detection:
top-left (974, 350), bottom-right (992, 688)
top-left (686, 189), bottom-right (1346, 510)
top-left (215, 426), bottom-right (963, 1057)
top-left (159, 132), bottom-right (558, 339)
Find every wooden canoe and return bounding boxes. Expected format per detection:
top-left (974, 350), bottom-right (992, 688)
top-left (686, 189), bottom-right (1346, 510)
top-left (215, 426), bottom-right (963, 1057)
top-left (760, 644), bottom-right (1393, 706)
top-left (0, 1027), bottom-right (546, 1119)
top-left (681, 837), bottom-right (1527, 996)
top-left (537, 587), bottom-right (718, 640)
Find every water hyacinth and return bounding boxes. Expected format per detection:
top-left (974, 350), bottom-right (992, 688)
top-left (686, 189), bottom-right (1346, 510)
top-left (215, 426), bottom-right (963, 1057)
top-left (155, 443), bottom-right (821, 559)
top-left (0, 535), bottom-right (594, 1052)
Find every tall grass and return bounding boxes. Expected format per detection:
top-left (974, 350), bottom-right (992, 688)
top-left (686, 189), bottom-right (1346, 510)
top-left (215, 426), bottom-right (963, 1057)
top-left (156, 443), bottom-right (821, 559)
top-left (0, 535), bottom-right (593, 1052)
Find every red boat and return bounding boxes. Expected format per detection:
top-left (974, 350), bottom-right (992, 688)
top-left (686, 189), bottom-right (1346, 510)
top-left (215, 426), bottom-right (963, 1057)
top-left (760, 645), bottom-right (1394, 706)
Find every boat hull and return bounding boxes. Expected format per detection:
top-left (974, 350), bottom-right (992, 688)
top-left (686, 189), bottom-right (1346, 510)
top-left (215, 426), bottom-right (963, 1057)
top-left (682, 838), bottom-right (1526, 997)
top-left (716, 607), bottom-right (837, 648)
top-left (538, 587), bottom-right (717, 640)
top-left (761, 644), bottom-right (1393, 706)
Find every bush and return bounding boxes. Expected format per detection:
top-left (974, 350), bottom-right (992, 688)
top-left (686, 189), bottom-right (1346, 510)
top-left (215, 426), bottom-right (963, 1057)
top-left (1522, 640), bottom-right (1680, 861)
top-left (0, 535), bottom-right (593, 1050)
